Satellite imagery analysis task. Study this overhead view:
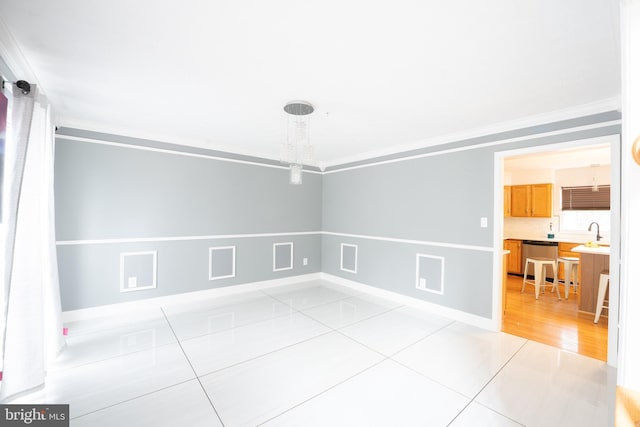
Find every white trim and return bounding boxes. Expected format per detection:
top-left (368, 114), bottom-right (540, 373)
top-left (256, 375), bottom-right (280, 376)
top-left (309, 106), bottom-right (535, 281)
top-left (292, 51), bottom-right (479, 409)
top-left (57, 231), bottom-right (321, 246)
top-left (324, 98), bottom-right (620, 169)
top-left (0, 18), bottom-right (41, 90)
top-left (340, 243), bottom-right (358, 274)
top-left (415, 253), bottom-right (445, 295)
top-left (56, 105), bottom-right (619, 177)
top-left (320, 273), bottom-right (494, 331)
top-left (208, 246), bottom-right (236, 281)
top-left (62, 273), bottom-right (322, 322)
top-left (617, 0), bottom-right (640, 389)
top-left (119, 251), bottom-right (157, 293)
top-left (273, 242), bottom-right (294, 272)
top-left (325, 120), bottom-right (621, 174)
top-left (57, 134), bottom-right (323, 174)
top-left (59, 116), bottom-right (285, 165)
top-left (57, 230), bottom-right (492, 253)
top-left (323, 231), bottom-right (493, 252)
top-left (492, 134), bottom-right (621, 363)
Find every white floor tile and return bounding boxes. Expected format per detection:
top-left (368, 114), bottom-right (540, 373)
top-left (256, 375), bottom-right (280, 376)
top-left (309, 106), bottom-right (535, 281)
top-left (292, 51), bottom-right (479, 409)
top-left (393, 322), bottom-right (526, 398)
top-left (200, 331), bottom-right (383, 427)
top-left (264, 281), bottom-right (358, 310)
top-left (449, 402), bottom-right (523, 426)
top-left (263, 359), bottom-right (470, 426)
top-left (12, 343), bottom-right (195, 418)
top-left (53, 317), bottom-right (176, 371)
top-left (475, 340), bottom-right (613, 427)
top-left (71, 380), bottom-right (221, 427)
top-left (63, 309), bottom-right (167, 336)
top-left (300, 293), bottom-right (401, 329)
top-left (180, 312), bottom-right (330, 376)
top-left (163, 294), bottom-right (294, 341)
top-left (263, 280), bottom-right (361, 298)
top-left (33, 279), bottom-right (611, 426)
top-left (340, 305), bottom-right (454, 355)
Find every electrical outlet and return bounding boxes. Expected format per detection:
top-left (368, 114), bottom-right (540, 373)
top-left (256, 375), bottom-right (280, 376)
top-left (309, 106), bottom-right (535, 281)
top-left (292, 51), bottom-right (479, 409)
top-left (303, 257), bottom-right (308, 266)
top-left (128, 277), bottom-right (137, 288)
top-left (419, 278), bottom-right (426, 288)
top-left (480, 217), bottom-right (488, 228)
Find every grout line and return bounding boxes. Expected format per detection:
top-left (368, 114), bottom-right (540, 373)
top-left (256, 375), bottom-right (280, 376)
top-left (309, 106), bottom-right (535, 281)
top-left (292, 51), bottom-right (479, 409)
top-left (294, 309), bottom-right (391, 360)
top-left (448, 400), bottom-right (526, 427)
top-left (384, 319), bottom-right (456, 359)
top-left (259, 283), bottom-right (403, 358)
top-left (195, 330), bottom-right (336, 378)
top-left (69, 378), bottom-right (195, 420)
top-left (49, 339), bottom-right (178, 374)
top-left (259, 286), bottom-right (364, 312)
top-left (444, 338), bottom-right (529, 427)
top-left (160, 307), bottom-right (226, 427)
top-left (256, 359), bottom-right (388, 426)
top-left (389, 354), bottom-right (476, 401)
top-left (168, 306), bottom-right (300, 343)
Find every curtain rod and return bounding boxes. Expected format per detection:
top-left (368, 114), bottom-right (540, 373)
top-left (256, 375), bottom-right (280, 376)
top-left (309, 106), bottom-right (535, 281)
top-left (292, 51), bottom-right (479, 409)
top-left (1, 78), bottom-right (31, 94)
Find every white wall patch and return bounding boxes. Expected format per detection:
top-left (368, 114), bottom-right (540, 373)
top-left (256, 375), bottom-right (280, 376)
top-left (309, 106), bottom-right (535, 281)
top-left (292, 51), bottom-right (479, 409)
top-left (340, 243), bottom-right (358, 274)
top-left (415, 253), bottom-right (445, 295)
top-left (208, 246), bottom-right (236, 280)
top-left (120, 251), bottom-right (157, 293)
top-left (273, 242), bottom-right (294, 271)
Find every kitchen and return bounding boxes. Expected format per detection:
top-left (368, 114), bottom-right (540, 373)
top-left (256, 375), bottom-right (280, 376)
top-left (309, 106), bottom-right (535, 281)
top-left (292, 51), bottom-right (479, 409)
top-left (500, 140), bottom-right (613, 362)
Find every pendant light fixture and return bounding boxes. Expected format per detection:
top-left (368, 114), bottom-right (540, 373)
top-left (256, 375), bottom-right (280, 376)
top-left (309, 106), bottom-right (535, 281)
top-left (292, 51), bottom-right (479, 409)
top-left (281, 101), bottom-right (314, 185)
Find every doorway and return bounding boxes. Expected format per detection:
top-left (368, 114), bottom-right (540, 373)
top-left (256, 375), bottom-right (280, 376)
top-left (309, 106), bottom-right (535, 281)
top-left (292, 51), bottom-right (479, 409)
top-left (493, 134), bottom-right (620, 365)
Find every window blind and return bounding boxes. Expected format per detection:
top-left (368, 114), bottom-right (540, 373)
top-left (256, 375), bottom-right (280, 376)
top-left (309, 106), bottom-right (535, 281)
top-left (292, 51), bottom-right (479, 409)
top-left (561, 185), bottom-right (610, 210)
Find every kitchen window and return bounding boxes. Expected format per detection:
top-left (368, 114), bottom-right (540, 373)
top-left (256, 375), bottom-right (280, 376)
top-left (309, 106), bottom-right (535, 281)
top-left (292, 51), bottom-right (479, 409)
top-left (560, 185), bottom-right (611, 232)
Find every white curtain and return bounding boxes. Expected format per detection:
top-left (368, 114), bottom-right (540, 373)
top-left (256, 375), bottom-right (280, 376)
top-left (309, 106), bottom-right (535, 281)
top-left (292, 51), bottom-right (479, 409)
top-left (0, 84), bottom-right (64, 401)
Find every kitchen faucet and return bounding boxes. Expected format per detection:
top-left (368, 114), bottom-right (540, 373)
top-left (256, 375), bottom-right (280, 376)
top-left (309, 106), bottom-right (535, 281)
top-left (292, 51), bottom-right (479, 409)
top-left (588, 222), bottom-right (602, 241)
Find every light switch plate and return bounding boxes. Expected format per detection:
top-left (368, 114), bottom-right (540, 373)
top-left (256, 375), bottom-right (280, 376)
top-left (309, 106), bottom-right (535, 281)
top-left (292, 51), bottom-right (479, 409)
top-left (303, 257), bottom-right (308, 266)
top-left (480, 217), bottom-right (488, 228)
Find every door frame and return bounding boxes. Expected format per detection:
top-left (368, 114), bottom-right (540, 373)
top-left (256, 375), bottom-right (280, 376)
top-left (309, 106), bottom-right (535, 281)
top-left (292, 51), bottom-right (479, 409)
top-left (492, 133), bottom-right (621, 366)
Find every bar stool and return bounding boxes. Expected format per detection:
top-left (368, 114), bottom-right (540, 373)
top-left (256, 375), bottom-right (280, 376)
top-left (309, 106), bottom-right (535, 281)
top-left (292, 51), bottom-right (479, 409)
top-left (522, 257), bottom-right (560, 300)
top-left (594, 270), bottom-right (610, 324)
top-left (556, 256), bottom-right (580, 299)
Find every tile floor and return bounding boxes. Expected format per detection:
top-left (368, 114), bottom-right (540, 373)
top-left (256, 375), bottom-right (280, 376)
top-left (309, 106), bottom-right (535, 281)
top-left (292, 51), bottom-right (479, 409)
top-left (10, 279), bottom-right (615, 426)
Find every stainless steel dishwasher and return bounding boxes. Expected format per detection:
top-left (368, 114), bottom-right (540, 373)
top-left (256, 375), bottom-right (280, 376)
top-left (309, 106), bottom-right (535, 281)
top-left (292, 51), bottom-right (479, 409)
top-left (521, 240), bottom-right (559, 280)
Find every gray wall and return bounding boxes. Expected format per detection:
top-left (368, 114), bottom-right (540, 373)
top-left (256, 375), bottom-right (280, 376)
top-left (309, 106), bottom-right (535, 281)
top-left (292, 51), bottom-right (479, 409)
top-left (55, 133), bottom-right (322, 311)
top-left (55, 115), bottom-right (621, 317)
top-left (321, 121), bottom-right (621, 319)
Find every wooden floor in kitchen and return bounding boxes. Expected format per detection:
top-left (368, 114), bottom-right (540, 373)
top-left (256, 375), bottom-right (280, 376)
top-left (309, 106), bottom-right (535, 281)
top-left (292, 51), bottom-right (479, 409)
top-left (502, 274), bottom-right (608, 361)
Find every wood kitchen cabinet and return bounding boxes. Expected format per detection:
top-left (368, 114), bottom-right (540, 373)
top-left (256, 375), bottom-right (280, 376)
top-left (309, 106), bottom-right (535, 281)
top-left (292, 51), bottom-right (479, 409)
top-left (510, 183), bottom-right (552, 217)
top-left (504, 186), bottom-right (511, 217)
top-left (503, 239), bottom-right (522, 274)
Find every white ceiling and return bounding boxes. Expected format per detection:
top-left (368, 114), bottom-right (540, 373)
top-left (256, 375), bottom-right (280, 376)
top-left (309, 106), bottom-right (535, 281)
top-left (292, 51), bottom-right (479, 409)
top-left (504, 143), bottom-right (612, 172)
top-left (0, 0), bottom-right (621, 167)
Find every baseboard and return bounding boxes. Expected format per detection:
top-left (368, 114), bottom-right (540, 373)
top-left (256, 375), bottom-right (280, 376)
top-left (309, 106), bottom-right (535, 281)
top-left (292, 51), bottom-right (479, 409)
top-left (62, 272), bottom-right (496, 331)
top-left (62, 273), bottom-right (322, 322)
top-left (320, 273), bottom-right (497, 331)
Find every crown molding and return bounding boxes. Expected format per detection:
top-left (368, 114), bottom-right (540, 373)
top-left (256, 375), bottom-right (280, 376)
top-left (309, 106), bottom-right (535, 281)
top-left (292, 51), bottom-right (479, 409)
top-left (324, 97), bottom-right (622, 169)
top-left (59, 115), bottom-right (286, 165)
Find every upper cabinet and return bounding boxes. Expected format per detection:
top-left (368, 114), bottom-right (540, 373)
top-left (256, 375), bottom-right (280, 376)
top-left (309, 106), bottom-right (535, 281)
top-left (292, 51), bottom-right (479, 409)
top-left (508, 183), bottom-right (552, 217)
top-left (504, 186), bottom-right (511, 217)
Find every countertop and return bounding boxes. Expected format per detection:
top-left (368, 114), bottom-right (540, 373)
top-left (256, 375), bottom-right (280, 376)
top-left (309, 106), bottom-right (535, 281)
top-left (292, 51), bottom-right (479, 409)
top-left (571, 245), bottom-right (611, 255)
top-left (504, 233), bottom-right (609, 245)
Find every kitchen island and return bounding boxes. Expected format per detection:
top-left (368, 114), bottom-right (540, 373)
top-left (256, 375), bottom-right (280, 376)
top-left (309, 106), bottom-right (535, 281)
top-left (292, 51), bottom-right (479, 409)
top-left (571, 245), bottom-right (610, 315)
